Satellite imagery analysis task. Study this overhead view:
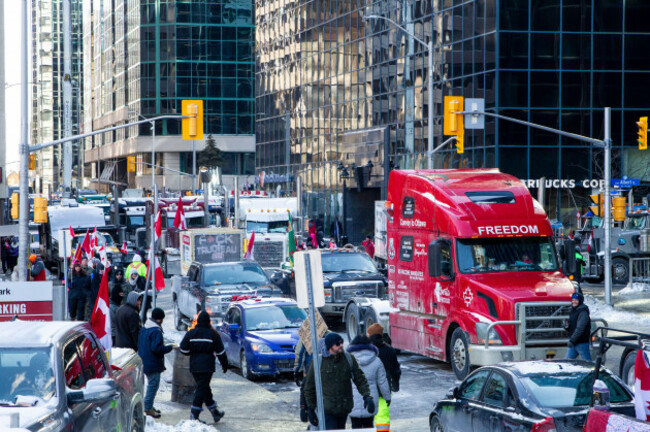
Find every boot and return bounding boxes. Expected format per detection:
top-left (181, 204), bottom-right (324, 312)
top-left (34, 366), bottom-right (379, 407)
top-left (207, 404), bottom-right (225, 423)
top-left (190, 406), bottom-right (205, 423)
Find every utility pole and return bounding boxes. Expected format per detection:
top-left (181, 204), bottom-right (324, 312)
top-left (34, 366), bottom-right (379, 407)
top-left (18, 0), bottom-right (29, 281)
top-left (603, 108), bottom-right (612, 305)
top-left (62, 0), bottom-right (73, 197)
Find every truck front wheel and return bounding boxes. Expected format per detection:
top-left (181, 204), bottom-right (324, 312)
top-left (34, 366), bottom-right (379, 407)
top-left (612, 257), bottom-right (629, 285)
top-left (621, 350), bottom-right (636, 388)
top-left (345, 304), bottom-right (361, 341)
top-left (450, 328), bottom-right (471, 380)
top-left (173, 300), bottom-right (187, 331)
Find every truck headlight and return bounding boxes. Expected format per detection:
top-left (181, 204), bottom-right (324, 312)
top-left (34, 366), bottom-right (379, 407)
top-left (475, 322), bottom-right (503, 345)
top-left (251, 343), bottom-right (274, 353)
top-left (324, 288), bottom-right (332, 302)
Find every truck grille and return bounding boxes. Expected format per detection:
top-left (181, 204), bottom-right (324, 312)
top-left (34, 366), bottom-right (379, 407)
top-left (255, 241), bottom-right (284, 267)
top-left (515, 302), bottom-right (572, 346)
top-left (331, 281), bottom-right (381, 302)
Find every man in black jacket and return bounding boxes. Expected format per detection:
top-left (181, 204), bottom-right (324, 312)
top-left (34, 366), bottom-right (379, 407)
top-left (180, 310), bottom-right (228, 423)
top-left (68, 262), bottom-right (91, 321)
top-left (115, 291), bottom-right (142, 350)
top-left (565, 292), bottom-right (592, 361)
top-left (367, 323), bottom-right (400, 432)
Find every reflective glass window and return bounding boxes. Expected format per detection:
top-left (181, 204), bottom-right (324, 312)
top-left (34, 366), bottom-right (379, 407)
top-left (499, 0), bottom-right (528, 31)
top-left (594, 0), bottom-right (622, 32)
top-left (531, 0), bottom-right (560, 31)
top-left (499, 33), bottom-right (528, 69)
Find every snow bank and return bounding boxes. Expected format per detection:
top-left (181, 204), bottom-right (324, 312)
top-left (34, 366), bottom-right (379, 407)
top-left (145, 417), bottom-right (219, 431)
top-left (584, 295), bottom-right (650, 326)
top-left (618, 283), bottom-right (650, 295)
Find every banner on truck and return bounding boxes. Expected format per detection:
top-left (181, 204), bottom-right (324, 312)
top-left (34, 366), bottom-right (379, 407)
top-left (0, 281), bottom-right (54, 321)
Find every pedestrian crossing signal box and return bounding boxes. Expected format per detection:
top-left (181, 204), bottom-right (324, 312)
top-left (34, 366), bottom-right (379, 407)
top-left (182, 100), bottom-right (204, 141)
top-left (10, 193), bottom-right (18, 220)
top-left (444, 96), bottom-right (465, 154)
top-left (34, 197), bottom-right (48, 223)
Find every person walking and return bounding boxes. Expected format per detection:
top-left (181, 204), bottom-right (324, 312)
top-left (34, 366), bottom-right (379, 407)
top-left (1, 237), bottom-right (8, 273)
top-left (29, 255), bottom-right (47, 281)
top-left (138, 308), bottom-right (174, 418)
top-left (367, 323), bottom-right (400, 432)
top-left (304, 333), bottom-right (373, 430)
top-left (347, 335), bottom-right (391, 429)
top-left (361, 235), bottom-right (375, 258)
top-left (294, 338), bottom-right (315, 423)
top-left (565, 292), bottom-right (592, 361)
top-left (68, 262), bottom-right (91, 321)
top-left (86, 261), bottom-right (105, 320)
top-left (109, 268), bottom-right (127, 294)
top-left (7, 237), bottom-right (18, 273)
top-left (115, 291), bottom-right (143, 350)
top-left (179, 310), bottom-right (228, 423)
top-left (125, 254), bottom-right (147, 279)
top-left (109, 283), bottom-right (124, 345)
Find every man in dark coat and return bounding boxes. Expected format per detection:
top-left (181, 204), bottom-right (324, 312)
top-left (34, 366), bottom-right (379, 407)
top-left (565, 292), bottom-right (592, 361)
top-left (86, 261), bottom-right (105, 320)
top-left (1, 237), bottom-right (8, 273)
top-left (180, 310), bottom-right (228, 423)
top-left (304, 333), bottom-right (373, 430)
top-left (109, 284), bottom-right (124, 345)
top-left (367, 323), bottom-right (400, 432)
top-left (115, 291), bottom-right (142, 350)
top-left (68, 262), bottom-right (91, 320)
top-left (138, 308), bottom-right (174, 418)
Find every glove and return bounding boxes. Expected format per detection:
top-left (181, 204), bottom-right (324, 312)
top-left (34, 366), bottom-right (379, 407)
top-left (386, 399), bottom-right (391, 407)
top-left (363, 396), bottom-right (375, 414)
top-left (308, 408), bottom-right (318, 426)
top-left (294, 371), bottom-right (303, 387)
top-left (222, 363), bottom-right (228, 373)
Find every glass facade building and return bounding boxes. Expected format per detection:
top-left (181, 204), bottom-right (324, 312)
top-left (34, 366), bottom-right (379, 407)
top-left (256, 0), bottom-right (650, 238)
top-left (83, 0), bottom-right (256, 191)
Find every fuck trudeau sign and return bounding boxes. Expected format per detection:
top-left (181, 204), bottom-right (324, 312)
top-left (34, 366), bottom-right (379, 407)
top-left (0, 281), bottom-right (54, 321)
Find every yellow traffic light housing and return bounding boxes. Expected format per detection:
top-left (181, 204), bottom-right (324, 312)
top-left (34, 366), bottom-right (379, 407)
top-left (182, 100), bottom-right (204, 140)
top-left (127, 156), bottom-right (136, 173)
top-left (638, 116), bottom-right (648, 150)
top-left (28, 154), bottom-right (35, 170)
top-left (10, 193), bottom-right (18, 220)
top-left (34, 197), bottom-right (48, 223)
top-left (612, 196), bottom-right (626, 222)
top-left (456, 134), bottom-right (464, 154)
top-left (444, 96), bottom-right (465, 152)
top-left (589, 194), bottom-right (603, 217)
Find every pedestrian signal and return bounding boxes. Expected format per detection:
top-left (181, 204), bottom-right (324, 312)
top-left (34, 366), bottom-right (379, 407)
top-left (127, 156), bottom-right (136, 173)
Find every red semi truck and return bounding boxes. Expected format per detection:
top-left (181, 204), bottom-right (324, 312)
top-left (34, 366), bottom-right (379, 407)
top-left (384, 168), bottom-right (580, 378)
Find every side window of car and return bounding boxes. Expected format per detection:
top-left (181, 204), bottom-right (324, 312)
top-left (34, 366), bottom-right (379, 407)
top-left (187, 266), bottom-right (197, 282)
top-left (77, 334), bottom-right (108, 382)
top-left (482, 372), bottom-right (509, 407)
top-left (63, 341), bottom-right (84, 390)
top-left (225, 309), bottom-right (235, 324)
top-left (233, 309), bottom-right (242, 326)
top-left (460, 370), bottom-right (490, 401)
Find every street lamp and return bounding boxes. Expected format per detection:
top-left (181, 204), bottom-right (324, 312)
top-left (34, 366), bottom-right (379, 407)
top-left (364, 14), bottom-right (434, 169)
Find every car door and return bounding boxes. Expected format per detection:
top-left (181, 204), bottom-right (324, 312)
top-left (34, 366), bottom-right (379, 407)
top-left (444, 369), bottom-right (490, 432)
top-left (63, 339), bottom-right (98, 432)
top-left (477, 371), bottom-right (528, 432)
top-left (219, 308), bottom-right (235, 363)
top-left (229, 308), bottom-right (243, 363)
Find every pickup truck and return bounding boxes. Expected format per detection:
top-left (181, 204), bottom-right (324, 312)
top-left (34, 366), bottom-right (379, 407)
top-left (172, 260), bottom-right (284, 329)
top-left (0, 321), bottom-right (145, 431)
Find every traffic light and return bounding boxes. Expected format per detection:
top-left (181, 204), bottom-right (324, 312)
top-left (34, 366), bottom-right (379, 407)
top-left (182, 100), bottom-right (204, 140)
top-left (612, 196), bottom-right (626, 222)
top-left (127, 156), bottom-right (136, 172)
top-left (638, 116), bottom-right (648, 150)
top-left (444, 96), bottom-right (464, 135)
top-left (34, 197), bottom-right (48, 224)
top-left (589, 194), bottom-right (603, 217)
top-left (10, 193), bottom-right (18, 220)
top-left (456, 134), bottom-right (464, 154)
top-left (28, 154), bottom-right (35, 170)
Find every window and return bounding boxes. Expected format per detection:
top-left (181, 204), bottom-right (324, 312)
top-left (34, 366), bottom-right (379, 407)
top-left (483, 372), bottom-right (509, 407)
top-left (76, 334), bottom-right (107, 381)
top-left (460, 370), bottom-right (490, 400)
top-left (63, 342), bottom-right (84, 390)
top-left (465, 191), bottom-right (515, 204)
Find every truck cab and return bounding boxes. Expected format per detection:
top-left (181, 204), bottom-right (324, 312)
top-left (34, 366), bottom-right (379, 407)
top-left (386, 169), bottom-right (579, 379)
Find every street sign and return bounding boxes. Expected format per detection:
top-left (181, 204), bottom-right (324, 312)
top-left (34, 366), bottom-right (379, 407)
top-left (294, 250), bottom-right (325, 308)
top-left (0, 281), bottom-right (54, 321)
top-left (464, 98), bottom-right (485, 129)
top-left (611, 178), bottom-right (640, 189)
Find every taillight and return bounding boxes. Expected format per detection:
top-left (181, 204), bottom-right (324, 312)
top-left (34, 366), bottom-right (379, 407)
top-left (531, 417), bottom-right (556, 432)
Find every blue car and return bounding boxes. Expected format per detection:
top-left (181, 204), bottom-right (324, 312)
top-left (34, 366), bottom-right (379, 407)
top-left (216, 297), bottom-right (307, 380)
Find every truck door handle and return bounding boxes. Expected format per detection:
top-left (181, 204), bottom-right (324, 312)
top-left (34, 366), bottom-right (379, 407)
top-left (93, 407), bottom-right (102, 418)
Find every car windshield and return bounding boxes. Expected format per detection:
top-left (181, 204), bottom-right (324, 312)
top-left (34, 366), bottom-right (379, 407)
top-left (245, 305), bottom-right (307, 330)
top-left (625, 215), bottom-right (647, 230)
top-left (521, 371), bottom-right (631, 408)
top-left (456, 237), bottom-right (558, 273)
top-left (321, 253), bottom-right (378, 273)
top-left (203, 263), bottom-right (271, 285)
top-left (72, 233), bottom-right (114, 249)
top-left (247, 220), bottom-right (288, 234)
top-left (0, 347), bottom-right (56, 404)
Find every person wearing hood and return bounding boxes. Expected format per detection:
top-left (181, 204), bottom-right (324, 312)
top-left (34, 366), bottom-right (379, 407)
top-left (109, 283), bottom-right (124, 344)
top-left (304, 333), bottom-right (373, 430)
top-left (179, 310), bottom-right (228, 424)
top-left (85, 261), bottom-right (105, 320)
top-left (7, 236), bottom-right (18, 273)
top-left (138, 308), bottom-right (174, 418)
top-left (29, 255), bottom-right (46, 281)
top-left (126, 254), bottom-right (147, 279)
top-left (565, 292), bottom-right (592, 361)
top-left (347, 335), bottom-right (391, 429)
top-left (367, 323), bottom-right (400, 432)
top-left (69, 261), bottom-right (91, 320)
top-left (109, 268), bottom-right (127, 295)
top-left (115, 291), bottom-right (143, 350)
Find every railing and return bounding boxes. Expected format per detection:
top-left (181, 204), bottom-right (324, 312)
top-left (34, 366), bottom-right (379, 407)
top-left (628, 257), bottom-right (650, 287)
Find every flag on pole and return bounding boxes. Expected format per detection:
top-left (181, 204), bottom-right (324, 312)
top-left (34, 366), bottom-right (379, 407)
top-left (69, 226), bottom-right (75, 238)
top-left (288, 213), bottom-right (296, 267)
top-left (147, 249), bottom-right (166, 291)
top-left (635, 349), bottom-right (650, 421)
top-left (174, 196), bottom-right (187, 230)
top-left (154, 210), bottom-right (162, 241)
top-left (120, 242), bottom-right (128, 254)
top-left (97, 246), bottom-right (108, 267)
top-left (74, 229), bottom-right (92, 263)
top-left (90, 268), bottom-right (112, 351)
top-left (244, 231), bottom-right (255, 260)
top-left (90, 226), bottom-right (98, 249)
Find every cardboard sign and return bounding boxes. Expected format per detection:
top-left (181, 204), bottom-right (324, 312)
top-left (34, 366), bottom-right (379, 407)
top-left (0, 281), bottom-right (54, 321)
top-left (298, 310), bottom-right (328, 355)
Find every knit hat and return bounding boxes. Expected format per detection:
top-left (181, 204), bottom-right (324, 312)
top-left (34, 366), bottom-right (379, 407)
top-left (367, 323), bottom-right (384, 337)
top-left (324, 333), bottom-right (344, 350)
top-left (133, 254), bottom-right (142, 263)
top-left (197, 310), bottom-right (211, 328)
top-left (151, 307), bottom-right (165, 321)
top-left (571, 292), bottom-right (584, 305)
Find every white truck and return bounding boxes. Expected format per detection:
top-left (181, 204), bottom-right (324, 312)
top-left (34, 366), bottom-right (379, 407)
top-left (179, 228), bottom-right (246, 275)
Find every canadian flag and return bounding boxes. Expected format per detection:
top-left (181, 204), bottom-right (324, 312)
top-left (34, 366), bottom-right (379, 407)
top-left (635, 350), bottom-right (650, 421)
top-left (120, 242), bottom-right (128, 254)
top-left (147, 249), bottom-right (166, 291)
top-left (154, 210), bottom-right (162, 241)
top-left (244, 231), bottom-right (255, 260)
top-left (90, 226), bottom-right (98, 249)
top-left (174, 196), bottom-right (187, 230)
top-left (69, 226), bottom-right (75, 239)
top-left (97, 246), bottom-right (108, 267)
top-left (586, 406), bottom-right (650, 431)
top-left (90, 268), bottom-right (112, 351)
top-left (73, 229), bottom-right (91, 263)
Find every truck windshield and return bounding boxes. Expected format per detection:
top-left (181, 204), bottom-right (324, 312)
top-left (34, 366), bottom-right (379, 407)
top-left (624, 215), bottom-right (646, 230)
top-left (321, 253), bottom-right (378, 273)
top-left (72, 233), bottom-right (115, 248)
top-left (245, 305), bottom-right (307, 330)
top-left (127, 216), bottom-right (145, 227)
top-left (247, 221), bottom-right (288, 234)
top-left (168, 215), bottom-right (205, 229)
top-left (203, 263), bottom-right (271, 285)
top-left (0, 347), bottom-right (55, 403)
top-left (456, 237), bottom-right (558, 273)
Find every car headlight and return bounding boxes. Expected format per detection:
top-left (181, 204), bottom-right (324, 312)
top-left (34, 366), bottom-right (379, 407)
top-left (251, 343), bottom-right (274, 353)
top-left (475, 322), bottom-right (503, 345)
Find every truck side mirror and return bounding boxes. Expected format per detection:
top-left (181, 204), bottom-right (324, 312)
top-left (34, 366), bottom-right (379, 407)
top-left (564, 239), bottom-right (577, 275)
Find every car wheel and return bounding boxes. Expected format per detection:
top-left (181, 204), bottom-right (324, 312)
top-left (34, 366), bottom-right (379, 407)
top-left (345, 303), bottom-right (361, 341)
top-left (240, 350), bottom-right (254, 381)
top-left (622, 350), bottom-right (636, 388)
top-left (161, 255), bottom-right (168, 279)
top-left (450, 327), bottom-right (471, 380)
top-left (173, 299), bottom-right (187, 331)
top-left (131, 403), bottom-right (145, 432)
top-left (430, 415), bottom-right (445, 432)
top-left (612, 257), bottom-right (629, 285)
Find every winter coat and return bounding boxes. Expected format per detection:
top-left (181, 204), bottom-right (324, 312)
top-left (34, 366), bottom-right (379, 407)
top-left (115, 291), bottom-right (142, 350)
top-left (304, 339), bottom-right (371, 417)
top-left (294, 339), bottom-right (313, 375)
top-left (109, 278), bottom-right (128, 298)
top-left (179, 314), bottom-right (227, 374)
top-left (109, 285), bottom-right (124, 336)
top-left (69, 271), bottom-right (91, 300)
top-left (8, 242), bottom-right (18, 257)
top-left (370, 333), bottom-right (401, 393)
top-left (30, 259), bottom-right (46, 281)
top-left (567, 303), bottom-right (591, 345)
top-left (362, 239), bottom-right (375, 259)
top-left (89, 264), bottom-right (105, 306)
top-left (347, 343), bottom-right (390, 418)
top-left (138, 318), bottom-right (173, 375)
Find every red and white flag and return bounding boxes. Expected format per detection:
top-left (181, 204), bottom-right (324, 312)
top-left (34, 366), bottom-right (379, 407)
top-left (97, 246), bottom-right (108, 267)
top-left (244, 231), bottom-right (255, 260)
top-left (69, 226), bottom-right (75, 239)
top-left (120, 242), bottom-right (128, 254)
top-left (90, 226), bottom-right (98, 249)
top-left (585, 408), bottom-right (650, 432)
top-left (90, 268), bottom-right (112, 351)
top-left (174, 196), bottom-right (187, 230)
top-left (635, 349), bottom-right (650, 421)
top-left (147, 249), bottom-right (165, 291)
top-left (73, 229), bottom-right (91, 263)
top-left (154, 210), bottom-right (162, 241)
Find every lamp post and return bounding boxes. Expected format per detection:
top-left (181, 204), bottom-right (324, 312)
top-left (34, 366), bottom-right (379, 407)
top-left (365, 14), bottom-right (434, 169)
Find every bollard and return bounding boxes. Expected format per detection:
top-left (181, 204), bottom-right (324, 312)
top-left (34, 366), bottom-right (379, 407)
top-left (171, 347), bottom-right (196, 404)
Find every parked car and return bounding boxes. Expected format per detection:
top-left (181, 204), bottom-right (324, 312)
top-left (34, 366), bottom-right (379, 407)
top-left (429, 360), bottom-right (634, 432)
top-left (216, 298), bottom-right (306, 380)
top-left (0, 321), bottom-right (144, 431)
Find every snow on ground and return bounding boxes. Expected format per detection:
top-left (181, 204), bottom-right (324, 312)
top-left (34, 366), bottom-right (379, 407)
top-left (145, 417), bottom-right (219, 432)
top-left (618, 283), bottom-right (650, 295)
top-left (584, 294), bottom-right (650, 327)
